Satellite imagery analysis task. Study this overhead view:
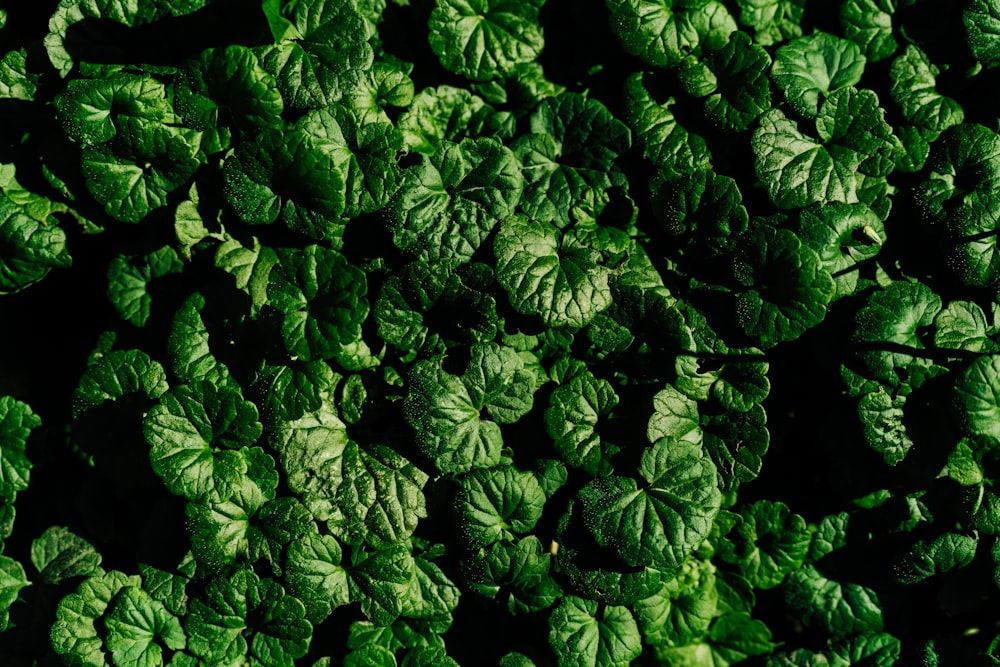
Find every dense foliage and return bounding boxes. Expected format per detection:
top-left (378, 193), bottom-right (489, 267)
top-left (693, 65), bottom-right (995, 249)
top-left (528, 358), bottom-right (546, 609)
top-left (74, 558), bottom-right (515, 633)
top-left (2, 0), bottom-right (1000, 664)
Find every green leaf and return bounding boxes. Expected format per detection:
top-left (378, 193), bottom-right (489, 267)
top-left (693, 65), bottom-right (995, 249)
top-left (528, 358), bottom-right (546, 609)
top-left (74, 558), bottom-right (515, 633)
top-left (494, 216), bottom-right (614, 329)
top-left (966, 0), bottom-right (1000, 67)
top-left (176, 45), bottom-right (283, 133)
top-left (732, 225), bottom-right (836, 347)
top-left (735, 0), bottom-right (805, 45)
top-left (343, 61), bottom-right (415, 126)
top-left (702, 404), bottom-right (770, 492)
top-left (345, 645), bottom-right (397, 667)
top-left (890, 45), bottom-right (964, 134)
top-left (253, 361), bottom-right (339, 422)
top-left (815, 87), bottom-right (898, 178)
top-left (428, 0), bottom-right (545, 81)
top-left (31, 526), bottom-right (102, 585)
top-left (399, 85), bottom-right (504, 154)
top-left (105, 586), bottom-right (186, 667)
top-left (187, 485), bottom-right (305, 575)
top-left (348, 543), bottom-right (415, 626)
top-left (0, 49), bottom-right (38, 101)
top-left (827, 632), bottom-right (901, 666)
top-left (388, 137), bottom-right (522, 263)
top-left (296, 105), bottom-right (403, 219)
top-left (332, 442), bottom-right (429, 549)
top-left (45, 0), bottom-right (140, 76)
top-left (954, 356), bottom-right (1000, 440)
top-left (374, 260), bottom-right (500, 354)
top-left (605, 0), bottom-right (737, 69)
top-left (267, 245), bottom-right (368, 363)
top-left (916, 123), bottom-right (1000, 222)
top-left (893, 532), bottom-right (978, 584)
top-left (796, 202), bottom-right (883, 299)
top-left (106, 246), bottom-right (184, 327)
top-left (858, 387), bottom-right (914, 465)
top-left (81, 120), bottom-right (200, 224)
top-left (638, 560), bottom-right (718, 647)
top-left (512, 93), bottom-right (631, 226)
top-left (168, 292), bottom-right (232, 385)
top-left (404, 343), bottom-right (535, 474)
top-left (771, 31), bottom-right (866, 118)
top-left (0, 555), bottom-right (27, 630)
top-left (138, 563), bottom-right (190, 618)
top-left (271, 405), bottom-right (349, 522)
top-left (752, 109), bottom-right (857, 208)
top-left (257, 0), bottom-right (374, 109)
top-left (55, 72), bottom-right (172, 145)
top-left (186, 568), bottom-right (312, 667)
top-left (347, 616), bottom-right (449, 655)
top-left (809, 512), bottom-right (850, 562)
top-left (704, 613), bottom-right (775, 664)
top-left (679, 31), bottom-right (772, 132)
top-left (223, 130), bottom-right (349, 242)
top-left (51, 570), bottom-right (142, 666)
top-left (718, 500), bottom-right (810, 589)
top-left (580, 438), bottom-right (721, 569)
top-left (624, 72), bottom-right (711, 176)
top-left (463, 535), bottom-right (561, 614)
top-left (648, 385), bottom-right (702, 445)
top-left (848, 280), bottom-right (943, 391)
top-left (935, 300), bottom-right (995, 352)
top-left (455, 465), bottom-right (546, 548)
top-left (402, 549), bottom-right (461, 620)
top-left (403, 645), bottom-right (461, 667)
top-left (0, 193), bottom-right (71, 294)
top-left (784, 565), bottom-right (884, 635)
top-left (143, 380), bottom-right (265, 502)
top-left (0, 396), bottom-right (39, 501)
top-left (545, 369), bottom-right (620, 476)
top-left (548, 595), bottom-right (641, 667)
top-left (840, 0), bottom-right (898, 62)
top-left (650, 170), bottom-right (749, 264)
top-left (215, 237), bottom-right (278, 317)
top-left (73, 348), bottom-right (169, 416)
top-left (285, 532), bottom-right (350, 624)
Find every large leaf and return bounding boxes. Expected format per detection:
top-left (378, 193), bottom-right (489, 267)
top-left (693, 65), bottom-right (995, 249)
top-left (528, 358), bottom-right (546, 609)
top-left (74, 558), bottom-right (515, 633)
top-left (966, 0), bottom-right (1000, 67)
top-left (954, 355), bottom-right (1000, 440)
top-left (679, 31), bottom-right (772, 132)
top-left (605, 0), bottom-right (737, 69)
top-left (890, 45), bottom-right (964, 134)
top-left (267, 245), bottom-right (368, 363)
top-left (81, 119), bottom-right (200, 224)
top-left (0, 193), bottom-right (71, 294)
top-left (545, 369), bottom-right (620, 476)
top-left (771, 31), bottom-right (866, 118)
top-left (104, 586), bottom-right (186, 667)
top-left (0, 396), bottom-right (40, 502)
top-left (548, 595), bottom-right (642, 667)
top-left (783, 566), bottom-right (884, 635)
top-left (404, 343), bottom-right (535, 474)
top-left (186, 568), bottom-right (312, 667)
top-left (494, 216), bottom-right (614, 329)
top-left (732, 225), bottom-right (836, 348)
top-left (579, 438), bottom-right (721, 569)
top-left (428, 0), bottom-right (545, 81)
top-left (388, 137), bottom-right (523, 263)
top-left (106, 246), bottom-right (183, 327)
top-left (512, 93), bottom-right (631, 226)
top-left (143, 380), bottom-right (265, 502)
top-left (258, 0), bottom-right (375, 109)
top-left (455, 465), bottom-right (546, 548)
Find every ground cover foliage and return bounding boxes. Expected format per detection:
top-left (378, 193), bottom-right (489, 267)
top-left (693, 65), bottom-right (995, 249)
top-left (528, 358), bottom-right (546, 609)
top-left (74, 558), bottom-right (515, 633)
top-left (2, 0), bottom-right (1000, 664)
